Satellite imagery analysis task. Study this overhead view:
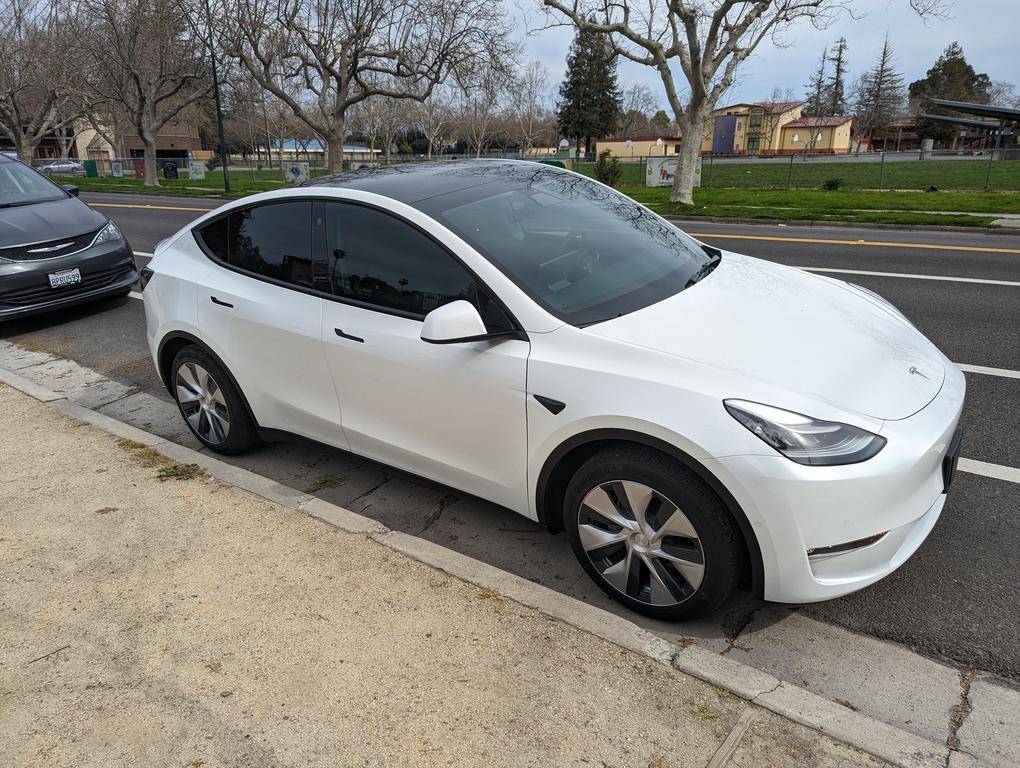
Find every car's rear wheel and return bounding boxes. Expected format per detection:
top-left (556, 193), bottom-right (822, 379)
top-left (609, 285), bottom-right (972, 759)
top-left (564, 445), bottom-right (742, 620)
top-left (171, 346), bottom-right (259, 454)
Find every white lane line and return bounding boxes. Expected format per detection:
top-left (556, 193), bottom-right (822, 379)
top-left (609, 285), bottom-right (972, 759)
top-left (134, 251), bottom-right (154, 258)
top-left (128, 291), bottom-right (143, 300)
top-left (959, 458), bottom-right (1020, 485)
top-left (955, 363), bottom-right (1020, 380)
top-left (795, 266), bottom-right (1020, 287)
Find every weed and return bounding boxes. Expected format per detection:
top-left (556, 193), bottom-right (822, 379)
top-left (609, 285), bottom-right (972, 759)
top-left (157, 463), bottom-right (204, 481)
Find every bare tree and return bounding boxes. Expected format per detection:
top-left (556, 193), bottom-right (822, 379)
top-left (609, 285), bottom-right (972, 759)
top-left (512, 61), bottom-right (553, 157)
top-left (541, 0), bottom-right (950, 204)
top-left (373, 93), bottom-right (411, 164)
top-left (456, 68), bottom-right (511, 158)
top-left (415, 86), bottom-right (454, 159)
top-left (223, 0), bottom-right (513, 172)
top-left (614, 83), bottom-right (661, 138)
top-left (0, 0), bottom-right (87, 162)
top-left (78, 0), bottom-right (211, 186)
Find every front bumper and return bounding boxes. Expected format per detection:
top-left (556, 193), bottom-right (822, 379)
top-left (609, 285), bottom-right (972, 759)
top-left (0, 240), bottom-right (137, 321)
top-left (706, 362), bottom-right (966, 604)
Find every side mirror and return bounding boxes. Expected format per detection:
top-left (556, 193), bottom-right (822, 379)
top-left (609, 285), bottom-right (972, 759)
top-left (62, 184), bottom-right (79, 197)
top-left (421, 300), bottom-right (489, 344)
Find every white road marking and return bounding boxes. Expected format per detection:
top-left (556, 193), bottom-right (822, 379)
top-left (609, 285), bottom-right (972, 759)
top-left (128, 291), bottom-right (143, 300)
top-left (959, 458), bottom-right (1020, 485)
top-left (955, 363), bottom-right (1020, 380)
top-left (134, 251), bottom-right (154, 257)
top-left (795, 266), bottom-right (1020, 287)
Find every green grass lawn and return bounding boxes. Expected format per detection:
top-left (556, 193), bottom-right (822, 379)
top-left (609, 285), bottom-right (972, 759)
top-left (625, 187), bottom-right (1005, 227)
top-left (575, 157), bottom-right (1020, 192)
top-left (59, 162), bottom-right (1018, 228)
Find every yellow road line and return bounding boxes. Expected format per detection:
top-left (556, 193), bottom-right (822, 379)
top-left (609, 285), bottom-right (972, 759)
top-left (687, 232), bottom-right (1020, 255)
top-left (89, 202), bottom-right (217, 213)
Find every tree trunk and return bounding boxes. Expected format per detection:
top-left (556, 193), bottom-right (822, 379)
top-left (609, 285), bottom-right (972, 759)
top-left (14, 133), bottom-right (34, 163)
top-left (326, 136), bottom-right (344, 173)
top-left (141, 132), bottom-right (159, 187)
top-left (670, 109), bottom-right (709, 205)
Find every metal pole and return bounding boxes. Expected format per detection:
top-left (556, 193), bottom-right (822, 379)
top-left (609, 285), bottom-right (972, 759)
top-left (879, 152), bottom-right (885, 191)
top-left (984, 151), bottom-right (994, 192)
top-left (788, 153), bottom-right (794, 189)
top-left (708, 155), bottom-right (714, 188)
top-left (204, 0), bottom-right (230, 194)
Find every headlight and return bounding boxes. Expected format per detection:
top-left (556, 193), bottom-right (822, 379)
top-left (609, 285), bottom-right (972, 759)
top-left (90, 221), bottom-right (123, 247)
top-left (724, 399), bottom-right (886, 466)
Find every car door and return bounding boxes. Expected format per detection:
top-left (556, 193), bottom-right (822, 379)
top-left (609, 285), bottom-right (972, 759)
top-left (194, 199), bottom-right (347, 449)
top-left (318, 200), bottom-right (530, 513)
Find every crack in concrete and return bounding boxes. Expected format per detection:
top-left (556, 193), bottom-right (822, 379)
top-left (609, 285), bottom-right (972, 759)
top-left (944, 667), bottom-right (976, 762)
top-left (721, 606), bottom-right (759, 656)
top-left (749, 680), bottom-right (783, 702)
top-left (417, 493), bottom-right (460, 535)
top-left (345, 477), bottom-right (391, 509)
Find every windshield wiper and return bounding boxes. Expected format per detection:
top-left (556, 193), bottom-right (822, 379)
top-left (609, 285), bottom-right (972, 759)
top-left (0, 200), bottom-right (39, 209)
top-left (686, 252), bottom-right (722, 288)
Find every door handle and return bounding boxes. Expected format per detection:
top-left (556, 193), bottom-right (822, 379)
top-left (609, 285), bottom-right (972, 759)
top-left (210, 296), bottom-right (233, 308)
top-left (334, 328), bottom-right (364, 343)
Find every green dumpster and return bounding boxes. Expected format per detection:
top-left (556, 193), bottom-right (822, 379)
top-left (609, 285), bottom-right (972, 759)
top-left (83, 160), bottom-right (98, 178)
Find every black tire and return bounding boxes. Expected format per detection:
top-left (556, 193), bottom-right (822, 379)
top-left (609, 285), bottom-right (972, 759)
top-left (170, 345), bottom-right (260, 455)
top-left (564, 445), bottom-right (742, 621)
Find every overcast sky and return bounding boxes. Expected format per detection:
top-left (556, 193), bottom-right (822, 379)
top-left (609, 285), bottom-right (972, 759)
top-left (520, 0), bottom-right (1015, 110)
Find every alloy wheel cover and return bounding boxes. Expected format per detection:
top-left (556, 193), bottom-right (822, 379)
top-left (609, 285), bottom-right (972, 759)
top-left (578, 480), bottom-right (705, 606)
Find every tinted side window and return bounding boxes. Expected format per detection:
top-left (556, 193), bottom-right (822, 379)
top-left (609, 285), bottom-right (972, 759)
top-left (324, 202), bottom-right (477, 317)
top-left (198, 202), bottom-right (314, 289)
top-left (196, 216), bottom-right (229, 261)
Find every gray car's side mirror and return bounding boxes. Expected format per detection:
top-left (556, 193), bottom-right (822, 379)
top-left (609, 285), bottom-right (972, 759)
top-left (421, 300), bottom-right (490, 344)
top-left (62, 184), bottom-right (79, 197)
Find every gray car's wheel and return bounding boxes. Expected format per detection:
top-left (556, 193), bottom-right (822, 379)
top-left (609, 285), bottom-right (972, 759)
top-left (171, 346), bottom-right (259, 454)
top-left (564, 445), bottom-right (742, 620)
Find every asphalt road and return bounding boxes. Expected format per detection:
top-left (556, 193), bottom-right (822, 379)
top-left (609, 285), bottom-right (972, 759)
top-left (3, 191), bottom-right (1019, 681)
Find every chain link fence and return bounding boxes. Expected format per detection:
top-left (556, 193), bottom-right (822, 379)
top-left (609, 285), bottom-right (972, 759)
top-left (26, 146), bottom-right (1020, 193)
top-left (574, 148), bottom-right (1020, 192)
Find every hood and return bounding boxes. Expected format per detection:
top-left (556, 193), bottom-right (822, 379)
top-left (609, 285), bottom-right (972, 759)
top-left (588, 253), bottom-right (945, 421)
top-left (0, 196), bottom-right (106, 248)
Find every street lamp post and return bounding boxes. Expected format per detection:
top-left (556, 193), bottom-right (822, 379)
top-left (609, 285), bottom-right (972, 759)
top-left (203, 0), bottom-right (230, 194)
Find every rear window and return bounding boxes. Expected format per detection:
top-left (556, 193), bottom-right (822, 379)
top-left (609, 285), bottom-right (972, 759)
top-left (195, 202), bottom-right (314, 288)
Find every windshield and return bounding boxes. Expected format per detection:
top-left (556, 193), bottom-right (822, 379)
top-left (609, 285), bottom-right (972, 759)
top-left (0, 162), bottom-right (67, 207)
top-left (414, 165), bottom-right (715, 326)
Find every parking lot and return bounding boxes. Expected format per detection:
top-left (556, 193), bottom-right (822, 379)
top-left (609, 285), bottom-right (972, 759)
top-left (2, 190), bottom-right (1019, 752)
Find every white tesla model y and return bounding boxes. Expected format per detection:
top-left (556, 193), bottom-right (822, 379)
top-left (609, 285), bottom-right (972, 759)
top-left (141, 160), bottom-right (964, 620)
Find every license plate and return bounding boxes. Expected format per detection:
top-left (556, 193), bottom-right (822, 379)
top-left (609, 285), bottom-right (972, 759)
top-left (48, 267), bottom-right (82, 288)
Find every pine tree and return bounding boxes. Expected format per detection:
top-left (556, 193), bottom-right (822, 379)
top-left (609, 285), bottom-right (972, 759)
top-left (827, 37), bottom-right (849, 115)
top-left (557, 26), bottom-right (621, 157)
top-left (909, 42), bottom-right (993, 144)
top-left (852, 35), bottom-right (905, 149)
top-left (803, 47), bottom-right (829, 116)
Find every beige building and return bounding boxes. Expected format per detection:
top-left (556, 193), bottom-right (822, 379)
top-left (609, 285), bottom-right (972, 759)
top-left (701, 101), bottom-right (804, 155)
top-left (593, 135), bottom-right (685, 160)
top-left (778, 116), bottom-right (854, 153)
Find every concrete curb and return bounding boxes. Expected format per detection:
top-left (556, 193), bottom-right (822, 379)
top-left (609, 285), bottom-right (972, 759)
top-left (0, 363), bottom-right (977, 768)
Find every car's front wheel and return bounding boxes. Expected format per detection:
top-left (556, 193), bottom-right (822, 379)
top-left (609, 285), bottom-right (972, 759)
top-left (171, 346), bottom-right (259, 455)
top-left (564, 445), bottom-right (742, 620)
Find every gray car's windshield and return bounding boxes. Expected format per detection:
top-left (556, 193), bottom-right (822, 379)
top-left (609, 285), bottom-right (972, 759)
top-left (0, 162), bottom-right (67, 207)
top-left (414, 167), bottom-right (715, 326)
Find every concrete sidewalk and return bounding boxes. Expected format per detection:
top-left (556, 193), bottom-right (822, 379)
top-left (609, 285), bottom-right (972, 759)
top-left (0, 382), bottom-right (887, 767)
